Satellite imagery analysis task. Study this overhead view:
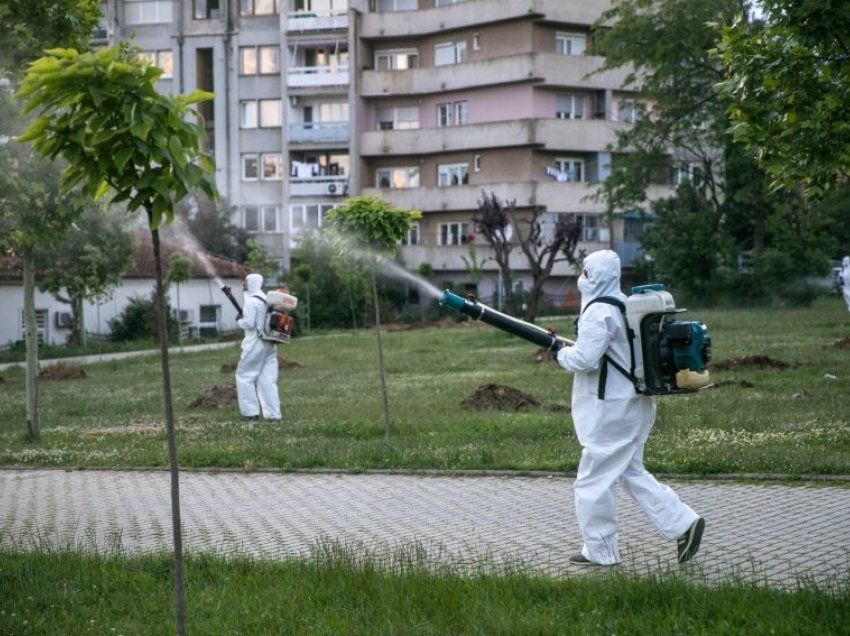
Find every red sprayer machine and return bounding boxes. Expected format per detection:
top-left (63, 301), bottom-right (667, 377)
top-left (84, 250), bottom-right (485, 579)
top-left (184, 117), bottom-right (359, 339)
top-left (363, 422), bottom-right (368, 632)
top-left (222, 285), bottom-right (298, 344)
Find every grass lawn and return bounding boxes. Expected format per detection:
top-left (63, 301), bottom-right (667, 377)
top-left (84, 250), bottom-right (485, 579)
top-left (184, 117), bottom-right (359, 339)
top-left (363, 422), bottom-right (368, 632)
top-left (0, 295), bottom-right (848, 476)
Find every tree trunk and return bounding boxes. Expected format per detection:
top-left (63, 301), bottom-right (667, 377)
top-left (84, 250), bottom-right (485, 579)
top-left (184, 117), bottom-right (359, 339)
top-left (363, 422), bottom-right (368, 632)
top-left (74, 295), bottom-right (87, 348)
top-left (371, 265), bottom-right (391, 440)
top-left (150, 222), bottom-right (187, 636)
top-left (23, 251), bottom-right (39, 438)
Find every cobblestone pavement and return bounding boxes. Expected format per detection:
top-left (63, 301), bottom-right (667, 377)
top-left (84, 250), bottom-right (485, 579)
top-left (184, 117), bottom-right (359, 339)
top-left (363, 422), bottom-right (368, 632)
top-left (1, 469), bottom-right (848, 591)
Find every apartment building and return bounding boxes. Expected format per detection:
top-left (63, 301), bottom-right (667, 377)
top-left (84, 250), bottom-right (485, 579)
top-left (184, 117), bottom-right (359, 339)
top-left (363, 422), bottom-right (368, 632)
top-left (99, 0), bottom-right (676, 307)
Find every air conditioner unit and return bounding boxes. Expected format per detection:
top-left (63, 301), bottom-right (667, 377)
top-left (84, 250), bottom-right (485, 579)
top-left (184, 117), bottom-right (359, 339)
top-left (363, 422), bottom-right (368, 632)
top-left (290, 96), bottom-right (299, 106)
top-left (55, 312), bottom-right (73, 328)
top-left (327, 183), bottom-right (338, 194)
top-left (175, 309), bottom-right (194, 323)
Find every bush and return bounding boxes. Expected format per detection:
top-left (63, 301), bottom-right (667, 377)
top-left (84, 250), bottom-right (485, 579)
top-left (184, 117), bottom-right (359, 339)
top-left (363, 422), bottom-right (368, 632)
top-left (109, 293), bottom-right (176, 342)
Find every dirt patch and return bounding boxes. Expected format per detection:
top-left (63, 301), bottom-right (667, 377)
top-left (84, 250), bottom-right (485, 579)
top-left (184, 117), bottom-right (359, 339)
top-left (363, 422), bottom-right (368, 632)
top-left (188, 383), bottom-right (237, 409)
top-left (220, 357), bottom-right (302, 374)
top-left (710, 355), bottom-right (795, 371)
top-left (38, 365), bottom-right (87, 381)
top-left (825, 336), bottom-right (850, 350)
top-left (461, 383), bottom-right (540, 411)
top-left (0, 376), bottom-right (4, 385)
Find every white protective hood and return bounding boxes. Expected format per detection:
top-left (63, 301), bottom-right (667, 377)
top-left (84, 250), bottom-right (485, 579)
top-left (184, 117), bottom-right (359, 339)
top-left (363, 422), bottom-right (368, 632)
top-left (579, 250), bottom-right (626, 309)
top-left (245, 273), bottom-right (265, 298)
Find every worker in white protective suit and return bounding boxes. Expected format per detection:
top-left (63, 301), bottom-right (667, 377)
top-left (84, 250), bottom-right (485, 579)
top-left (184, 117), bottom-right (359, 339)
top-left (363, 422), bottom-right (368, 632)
top-left (841, 256), bottom-right (850, 311)
top-left (235, 273), bottom-right (281, 421)
top-left (555, 250), bottom-right (704, 566)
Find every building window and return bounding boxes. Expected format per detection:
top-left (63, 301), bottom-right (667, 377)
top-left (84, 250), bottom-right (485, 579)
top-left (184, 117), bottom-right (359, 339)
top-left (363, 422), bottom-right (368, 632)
top-left (577, 214), bottom-right (599, 241)
top-left (436, 0), bottom-right (464, 5)
top-left (556, 93), bottom-right (586, 120)
top-left (439, 222), bottom-right (470, 246)
top-left (375, 49), bottom-right (419, 71)
top-left (376, 0), bottom-right (417, 11)
top-left (262, 206), bottom-right (280, 232)
top-left (125, 0), bottom-right (173, 24)
top-left (243, 206), bottom-right (260, 232)
top-left (376, 167), bottom-right (419, 189)
top-left (240, 0), bottom-right (280, 16)
top-left (199, 304), bottom-right (219, 324)
top-left (437, 101), bottom-right (468, 127)
top-left (20, 309), bottom-right (48, 344)
top-left (262, 154), bottom-right (284, 180)
top-left (473, 33), bottom-right (480, 50)
top-left (240, 46), bottom-right (280, 75)
top-left (672, 162), bottom-right (702, 186)
top-left (240, 101), bottom-right (258, 128)
top-left (376, 107), bottom-right (419, 130)
top-left (242, 154), bottom-right (259, 180)
top-left (137, 50), bottom-right (174, 79)
top-left (434, 41), bottom-right (467, 66)
top-left (473, 154), bottom-right (481, 172)
top-left (259, 99), bottom-right (282, 127)
top-left (401, 222), bottom-right (420, 246)
top-left (552, 158), bottom-right (583, 182)
top-left (618, 99), bottom-right (644, 123)
top-left (555, 32), bottom-right (586, 56)
top-left (193, 0), bottom-right (221, 20)
top-left (437, 162), bottom-right (469, 187)
top-left (290, 203), bottom-right (338, 231)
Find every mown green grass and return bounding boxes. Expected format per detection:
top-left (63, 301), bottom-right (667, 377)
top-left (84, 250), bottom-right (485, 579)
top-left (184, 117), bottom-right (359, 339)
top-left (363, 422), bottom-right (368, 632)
top-left (0, 296), bottom-right (848, 476)
top-left (1, 548), bottom-right (848, 635)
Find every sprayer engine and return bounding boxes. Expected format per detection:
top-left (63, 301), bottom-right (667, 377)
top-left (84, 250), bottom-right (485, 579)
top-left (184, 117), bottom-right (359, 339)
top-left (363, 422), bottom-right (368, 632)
top-left (261, 289), bottom-right (298, 344)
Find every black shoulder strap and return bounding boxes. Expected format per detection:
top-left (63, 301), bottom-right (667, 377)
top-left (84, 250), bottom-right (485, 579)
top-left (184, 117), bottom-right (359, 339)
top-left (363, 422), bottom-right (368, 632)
top-left (580, 296), bottom-right (640, 398)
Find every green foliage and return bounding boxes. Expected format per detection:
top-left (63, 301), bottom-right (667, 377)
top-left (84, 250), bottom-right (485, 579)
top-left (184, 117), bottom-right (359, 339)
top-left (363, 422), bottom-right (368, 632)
top-left (176, 193), bottom-right (250, 262)
top-left (245, 239), bottom-right (280, 284)
top-left (108, 293), bottom-right (175, 342)
top-left (325, 195), bottom-right (422, 254)
top-left (166, 251), bottom-right (192, 286)
top-left (17, 43), bottom-right (216, 229)
top-left (0, 0), bottom-right (100, 78)
top-left (717, 1), bottom-right (850, 196)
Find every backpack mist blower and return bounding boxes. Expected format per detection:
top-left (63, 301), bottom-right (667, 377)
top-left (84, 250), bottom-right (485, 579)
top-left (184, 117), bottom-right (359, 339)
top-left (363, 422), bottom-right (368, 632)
top-left (222, 285), bottom-right (298, 344)
top-left (439, 285), bottom-right (711, 396)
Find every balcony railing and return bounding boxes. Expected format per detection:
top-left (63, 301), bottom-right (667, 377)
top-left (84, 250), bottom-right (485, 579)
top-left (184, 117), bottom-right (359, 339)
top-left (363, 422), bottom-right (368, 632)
top-left (286, 10), bottom-right (348, 32)
top-left (287, 65), bottom-right (350, 88)
top-left (290, 176), bottom-right (348, 197)
top-left (289, 121), bottom-right (350, 143)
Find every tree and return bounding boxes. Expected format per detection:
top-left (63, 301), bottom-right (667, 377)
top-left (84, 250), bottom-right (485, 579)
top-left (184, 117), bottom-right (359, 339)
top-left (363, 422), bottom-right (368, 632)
top-left (18, 43), bottom-right (215, 636)
top-left (325, 195), bottom-right (421, 440)
top-left (474, 191), bottom-right (516, 311)
top-left (34, 204), bottom-right (135, 347)
top-left (717, 2), bottom-right (850, 196)
top-left (175, 192), bottom-right (250, 262)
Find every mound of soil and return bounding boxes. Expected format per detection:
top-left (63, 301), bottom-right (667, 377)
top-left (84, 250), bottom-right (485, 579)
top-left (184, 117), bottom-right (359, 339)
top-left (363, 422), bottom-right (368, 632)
top-left (0, 376), bottom-right (4, 384)
top-left (461, 383), bottom-right (540, 411)
top-left (219, 357), bottom-right (302, 374)
top-left (825, 336), bottom-right (850, 350)
top-left (38, 365), bottom-right (86, 381)
top-left (188, 383), bottom-right (237, 409)
top-left (710, 355), bottom-right (793, 371)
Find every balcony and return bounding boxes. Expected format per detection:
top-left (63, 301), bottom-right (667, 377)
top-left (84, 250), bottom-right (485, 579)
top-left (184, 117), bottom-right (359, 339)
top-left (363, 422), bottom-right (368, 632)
top-left (290, 176), bottom-right (348, 197)
top-left (289, 121), bottom-right (350, 144)
top-left (360, 183), bottom-right (536, 212)
top-left (287, 65), bottom-right (350, 89)
top-left (286, 10), bottom-right (348, 33)
top-left (360, 0), bottom-right (611, 38)
top-left (360, 118), bottom-right (624, 156)
top-left (360, 54), bottom-right (627, 97)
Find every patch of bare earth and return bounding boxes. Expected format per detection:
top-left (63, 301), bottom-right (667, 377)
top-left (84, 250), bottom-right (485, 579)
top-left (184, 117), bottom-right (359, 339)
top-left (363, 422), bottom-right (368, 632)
top-left (710, 355), bottom-right (796, 371)
top-left (188, 383), bottom-right (237, 409)
top-left (38, 365), bottom-right (86, 381)
top-left (220, 357), bottom-right (302, 374)
top-left (825, 336), bottom-right (850, 350)
top-left (461, 383), bottom-right (540, 411)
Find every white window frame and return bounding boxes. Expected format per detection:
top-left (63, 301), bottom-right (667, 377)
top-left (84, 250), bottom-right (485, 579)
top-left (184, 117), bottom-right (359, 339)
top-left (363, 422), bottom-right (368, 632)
top-left (437, 162), bottom-right (469, 187)
top-left (554, 157), bottom-right (584, 183)
top-left (618, 99), bottom-right (644, 123)
top-left (375, 49), bottom-right (418, 71)
top-left (240, 46), bottom-right (279, 75)
top-left (242, 154), bottom-right (259, 180)
top-left (261, 154), bottom-right (284, 180)
top-left (555, 32), bottom-right (586, 56)
top-left (261, 205), bottom-right (280, 232)
top-left (138, 50), bottom-right (174, 78)
top-left (434, 41), bottom-right (467, 67)
top-left (289, 203), bottom-right (338, 232)
top-left (240, 101), bottom-right (258, 128)
top-left (672, 161), bottom-right (701, 186)
top-left (376, 106), bottom-right (419, 130)
top-left (473, 154), bottom-right (481, 173)
top-left (556, 93), bottom-right (586, 120)
top-left (259, 99), bottom-right (282, 128)
top-left (436, 101), bottom-right (468, 128)
top-left (243, 205), bottom-right (260, 232)
top-left (472, 33), bottom-right (480, 50)
top-left (125, 0), bottom-right (173, 25)
top-left (439, 222), bottom-right (470, 246)
top-left (376, 167), bottom-right (419, 189)
top-left (577, 213), bottom-right (599, 241)
top-left (240, 0), bottom-right (280, 16)
top-left (400, 222), bottom-right (420, 246)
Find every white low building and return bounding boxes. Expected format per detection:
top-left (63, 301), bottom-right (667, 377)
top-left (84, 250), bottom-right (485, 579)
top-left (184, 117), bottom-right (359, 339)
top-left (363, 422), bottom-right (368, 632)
top-left (0, 233), bottom-right (251, 348)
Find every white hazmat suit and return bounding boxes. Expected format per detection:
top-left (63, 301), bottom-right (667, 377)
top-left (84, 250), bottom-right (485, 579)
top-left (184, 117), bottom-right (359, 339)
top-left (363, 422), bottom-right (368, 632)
top-left (556, 250), bottom-right (701, 565)
top-left (841, 256), bottom-right (850, 311)
top-left (236, 273), bottom-right (281, 420)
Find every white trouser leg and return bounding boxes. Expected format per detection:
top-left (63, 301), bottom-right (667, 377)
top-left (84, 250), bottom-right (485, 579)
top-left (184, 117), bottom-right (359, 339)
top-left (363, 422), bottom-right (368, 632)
top-left (256, 346), bottom-right (280, 420)
top-left (620, 448), bottom-right (698, 539)
top-left (236, 340), bottom-right (265, 417)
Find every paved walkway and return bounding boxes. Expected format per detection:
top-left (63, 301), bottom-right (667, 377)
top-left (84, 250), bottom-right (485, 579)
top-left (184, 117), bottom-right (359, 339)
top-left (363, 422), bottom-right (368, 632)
top-left (1, 469), bottom-right (848, 591)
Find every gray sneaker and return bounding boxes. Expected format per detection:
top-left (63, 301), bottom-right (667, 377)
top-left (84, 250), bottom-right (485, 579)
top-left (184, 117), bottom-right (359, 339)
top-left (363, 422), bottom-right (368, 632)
top-left (569, 553), bottom-right (616, 567)
top-left (677, 517), bottom-right (705, 563)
